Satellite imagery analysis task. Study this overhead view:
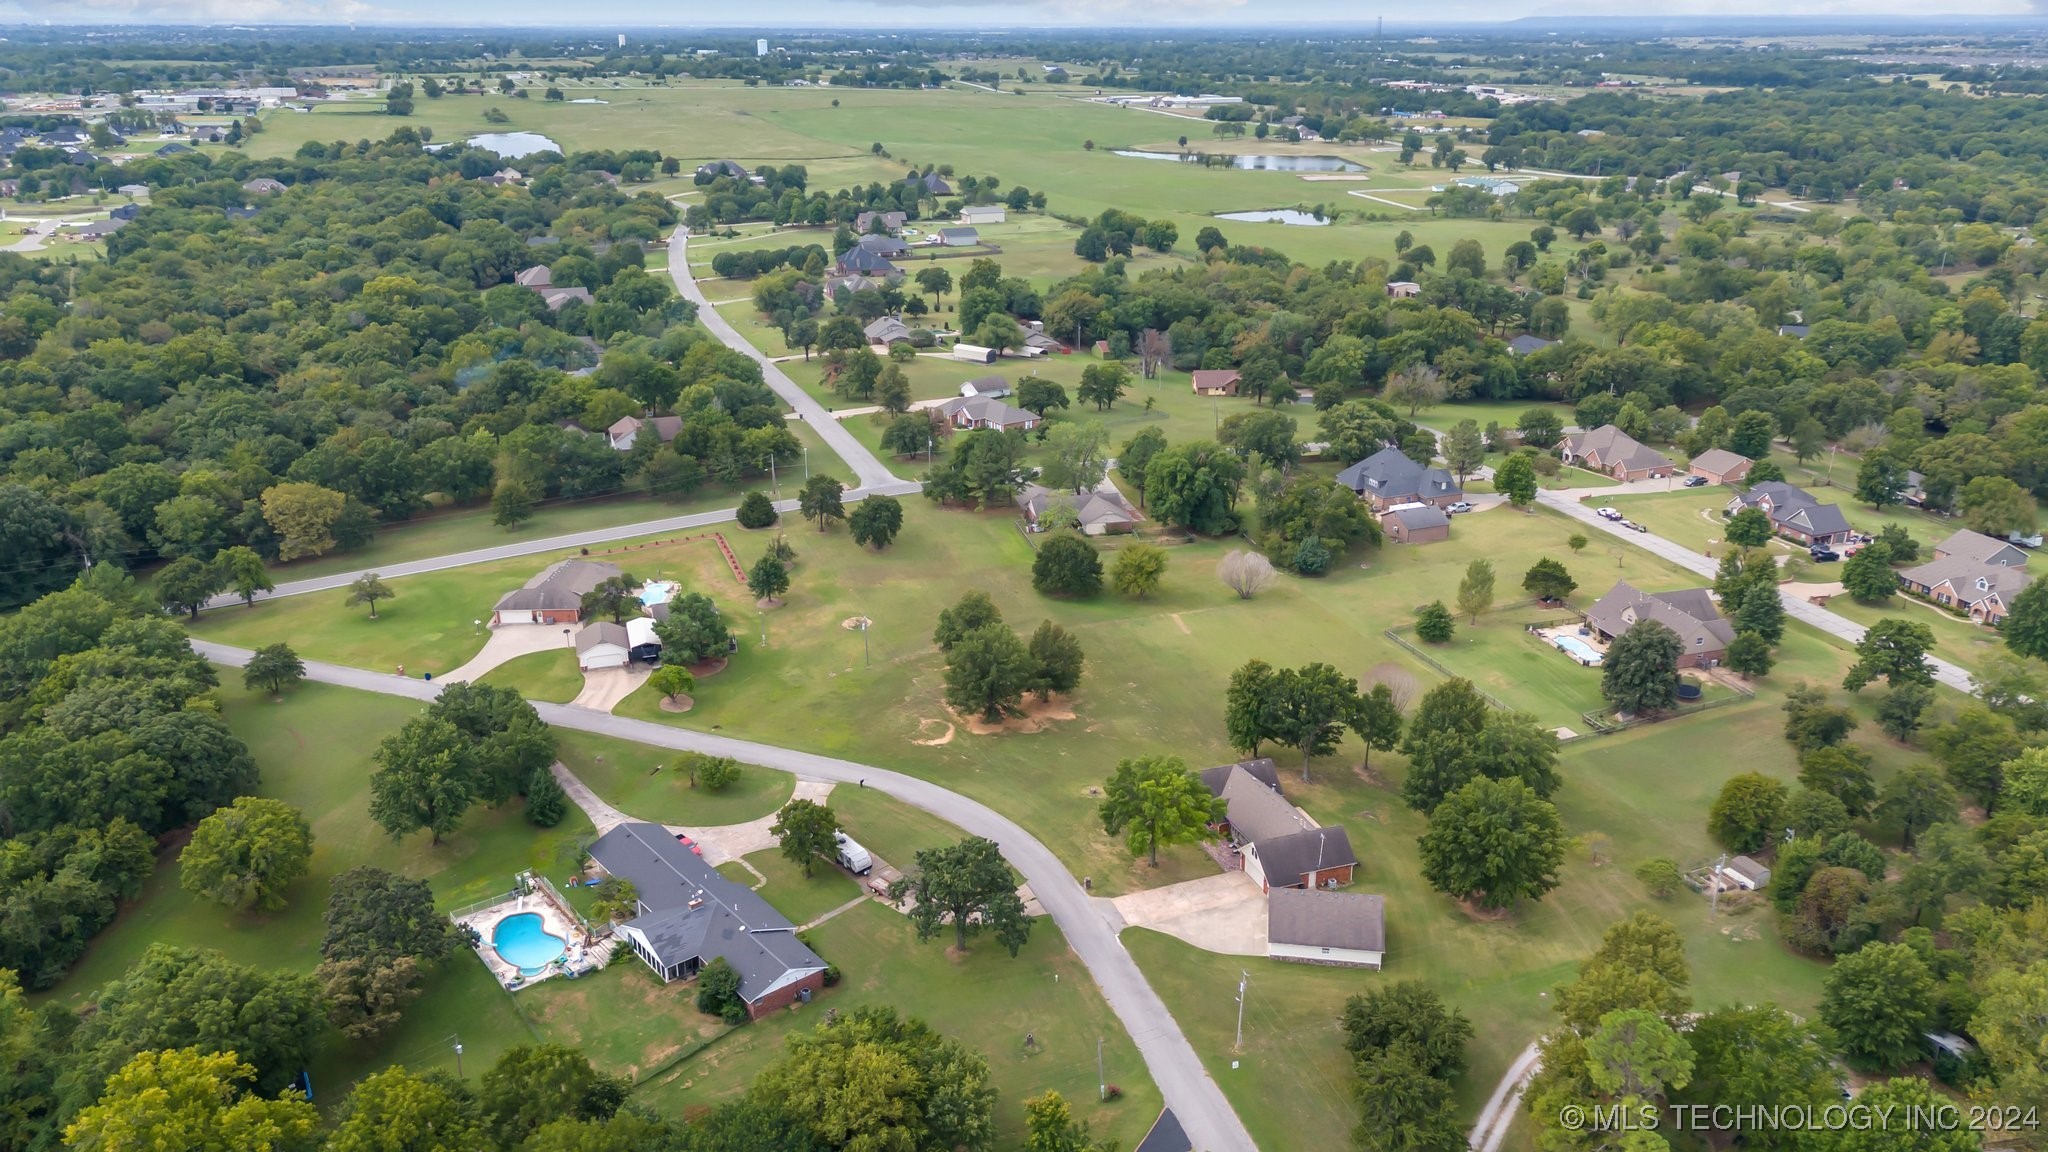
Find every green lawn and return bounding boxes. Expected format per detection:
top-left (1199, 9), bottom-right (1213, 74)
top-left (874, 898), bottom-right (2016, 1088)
top-left (1822, 591), bottom-right (2009, 681)
top-left (738, 847), bottom-right (866, 926)
top-left (555, 729), bottom-right (796, 827)
top-left (1409, 604), bottom-right (1611, 730)
top-left (630, 901), bottom-right (1165, 1150)
top-left (480, 648), bottom-right (586, 703)
top-left (35, 680), bottom-right (591, 1105)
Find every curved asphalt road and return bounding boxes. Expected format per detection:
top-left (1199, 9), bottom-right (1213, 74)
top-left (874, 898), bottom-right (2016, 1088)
top-left (190, 639), bottom-right (1259, 1152)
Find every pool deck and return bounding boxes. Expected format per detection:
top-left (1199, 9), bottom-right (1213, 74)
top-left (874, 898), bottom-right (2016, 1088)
top-left (1534, 623), bottom-right (1607, 667)
top-left (455, 887), bottom-right (607, 991)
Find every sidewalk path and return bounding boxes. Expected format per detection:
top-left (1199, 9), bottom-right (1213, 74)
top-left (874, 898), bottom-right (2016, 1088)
top-left (1536, 489), bottom-right (1977, 695)
top-left (192, 639), bottom-right (1257, 1152)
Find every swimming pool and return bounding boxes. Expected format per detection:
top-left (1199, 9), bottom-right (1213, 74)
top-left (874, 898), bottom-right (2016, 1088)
top-left (639, 580), bottom-right (679, 608)
top-left (492, 913), bottom-right (566, 975)
top-left (1553, 635), bottom-right (1605, 666)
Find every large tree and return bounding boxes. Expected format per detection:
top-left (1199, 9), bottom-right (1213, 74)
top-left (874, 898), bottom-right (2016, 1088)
top-left (1522, 557), bottom-right (1578, 603)
top-left (751, 1007), bottom-right (996, 1152)
top-left (1099, 754), bottom-right (1224, 866)
top-left (579, 573), bottom-right (642, 625)
top-left (63, 1047), bottom-right (320, 1152)
top-left (2005, 579), bottom-right (2048, 662)
top-left (1341, 981), bottom-right (1473, 1079)
top-left (1555, 911), bottom-right (1693, 1029)
top-left (746, 554), bottom-right (791, 603)
top-left (1456, 558), bottom-right (1495, 622)
top-left (155, 555), bottom-right (226, 620)
top-left (1417, 777), bottom-right (1566, 909)
top-left (1351, 1043), bottom-right (1467, 1152)
top-left (179, 797), bottom-right (314, 913)
top-left (848, 494), bottom-right (905, 549)
top-left (1027, 619), bottom-right (1086, 699)
top-left (1601, 619), bottom-right (1682, 715)
top-left (1268, 661), bottom-right (1360, 779)
top-left (1841, 617), bottom-right (1936, 692)
top-left (769, 799), bottom-right (841, 878)
top-left (1032, 532), bottom-right (1103, 598)
top-left (653, 591), bottom-right (734, 665)
top-left (1819, 942), bottom-right (1935, 1070)
top-left (1708, 772), bottom-right (1788, 853)
top-left (798, 474), bottom-right (846, 532)
top-left (1350, 682), bottom-right (1406, 771)
top-left (1111, 541), bottom-right (1168, 598)
top-left (888, 837), bottom-right (1031, 955)
top-left (477, 1044), bottom-right (629, 1148)
top-left (242, 643), bottom-right (305, 697)
top-left (344, 572), bottom-right (394, 619)
top-left (324, 1068), bottom-right (481, 1152)
top-left (367, 716), bottom-right (477, 845)
top-left (214, 546), bottom-right (274, 607)
top-left (1494, 452), bottom-right (1537, 508)
top-left (943, 623), bottom-right (1035, 721)
top-left (933, 589), bottom-right (1003, 651)
top-left (1840, 542), bottom-right (1897, 603)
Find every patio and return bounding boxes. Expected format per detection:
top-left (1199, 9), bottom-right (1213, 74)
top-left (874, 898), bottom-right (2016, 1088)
top-left (1533, 623), bottom-right (1607, 667)
top-left (453, 873), bottom-right (611, 991)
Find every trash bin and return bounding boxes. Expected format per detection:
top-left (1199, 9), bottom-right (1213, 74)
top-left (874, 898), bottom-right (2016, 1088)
top-left (424, 671), bottom-right (433, 681)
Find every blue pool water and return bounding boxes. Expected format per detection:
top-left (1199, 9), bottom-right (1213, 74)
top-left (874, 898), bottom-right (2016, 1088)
top-left (1553, 635), bottom-right (1605, 666)
top-left (639, 580), bottom-right (679, 607)
top-left (492, 913), bottom-right (566, 975)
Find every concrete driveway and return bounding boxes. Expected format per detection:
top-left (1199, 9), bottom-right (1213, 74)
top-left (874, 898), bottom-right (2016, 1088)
top-left (443, 624), bottom-right (572, 683)
top-left (673, 778), bottom-right (836, 865)
top-left (569, 664), bottom-right (650, 712)
top-left (1107, 871), bottom-right (1267, 956)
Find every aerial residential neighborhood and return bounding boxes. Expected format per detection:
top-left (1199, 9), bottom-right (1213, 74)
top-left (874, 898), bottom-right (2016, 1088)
top-left (3, 16), bottom-right (2047, 1152)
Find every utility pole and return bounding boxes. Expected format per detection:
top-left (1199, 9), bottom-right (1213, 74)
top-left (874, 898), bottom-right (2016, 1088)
top-left (1710, 853), bottom-right (1727, 915)
top-left (1097, 1037), bottom-right (1106, 1102)
top-left (453, 1039), bottom-right (465, 1078)
top-left (861, 614), bottom-right (870, 668)
top-left (767, 454), bottom-right (777, 496)
top-left (1234, 970), bottom-right (1249, 1051)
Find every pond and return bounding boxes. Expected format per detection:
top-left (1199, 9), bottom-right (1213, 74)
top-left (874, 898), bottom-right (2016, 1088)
top-left (467, 131), bottom-right (562, 158)
top-left (1214, 209), bottom-right (1330, 226)
top-left (1112, 150), bottom-right (1364, 172)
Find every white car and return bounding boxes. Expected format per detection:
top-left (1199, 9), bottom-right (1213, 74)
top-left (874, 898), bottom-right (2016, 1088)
top-left (1598, 507), bottom-right (1624, 520)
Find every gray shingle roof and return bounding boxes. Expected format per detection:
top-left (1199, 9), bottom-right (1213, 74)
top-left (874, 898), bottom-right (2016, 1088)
top-left (1900, 555), bottom-right (2032, 604)
top-left (1731, 481), bottom-right (1850, 537)
top-left (1386, 504), bottom-right (1450, 530)
top-left (1255, 826), bottom-right (1358, 887)
top-left (1199, 758), bottom-right (1281, 795)
top-left (1268, 887), bottom-right (1384, 951)
top-left (589, 822), bottom-right (826, 1003)
top-left (1335, 446), bottom-right (1460, 503)
top-left (1562, 425), bottom-right (1672, 473)
top-left (1936, 529), bottom-right (2029, 568)
top-left (575, 621), bottom-right (628, 654)
top-left (493, 558), bottom-right (622, 614)
top-left (1584, 579), bottom-right (1734, 654)
top-left (1211, 763), bottom-right (1315, 844)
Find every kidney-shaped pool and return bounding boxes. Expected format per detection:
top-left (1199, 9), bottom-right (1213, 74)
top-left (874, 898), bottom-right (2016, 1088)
top-left (492, 912), bottom-right (567, 975)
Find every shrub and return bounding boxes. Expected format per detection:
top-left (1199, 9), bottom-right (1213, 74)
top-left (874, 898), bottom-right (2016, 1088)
top-left (736, 490), bottom-right (778, 529)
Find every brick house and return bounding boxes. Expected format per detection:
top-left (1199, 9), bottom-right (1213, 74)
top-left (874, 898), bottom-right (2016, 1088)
top-left (1725, 481), bottom-right (1854, 548)
top-left (1191, 369), bottom-right (1241, 397)
top-left (1382, 503), bottom-right (1451, 544)
top-left (1201, 759), bottom-right (1357, 892)
top-left (1559, 425), bottom-right (1675, 481)
top-left (1583, 580), bottom-right (1734, 668)
top-left (490, 558), bottom-right (622, 626)
top-left (588, 822), bottom-right (828, 1019)
top-left (1336, 447), bottom-right (1462, 512)
top-left (1686, 448), bottom-right (1753, 486)
top-left (1898, 531), bottom-right (2032, 624)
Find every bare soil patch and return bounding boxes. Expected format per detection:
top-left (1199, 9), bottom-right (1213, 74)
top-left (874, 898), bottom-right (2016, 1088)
top-left (1455, 899), bottom-right (1513, 922)
top-left (910, 717), bottom-right (955, 746)
top-left (841, 615), bottom-right (873, 631)
top-left (686, 656), bottom-right (729, 679)
top-left (948, 693), bottom-right (1078, 736)
top-left (659, 694), bottom-right (696, 713)
top-left (755, 597), bottom-right (783, 609)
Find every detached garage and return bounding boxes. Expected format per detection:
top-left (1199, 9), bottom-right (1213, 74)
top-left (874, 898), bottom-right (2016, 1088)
top-left (1267, 887), bottom-right (1385, 970)
top-left (576, 621), bottom-right (630, 670)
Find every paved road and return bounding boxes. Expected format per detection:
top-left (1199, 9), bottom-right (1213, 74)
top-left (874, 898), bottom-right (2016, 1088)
top-left (191, 639), bottom-right (1260, 1152)
top-left (1537, 488), bottom-right (1977, 695)
top-left (665, 225), bottom-right (918, 495)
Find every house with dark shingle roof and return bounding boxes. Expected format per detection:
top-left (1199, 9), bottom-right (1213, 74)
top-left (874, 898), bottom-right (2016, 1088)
top-left (1900, 534), bottom-right (2032, 625)
top-left (938, 394), bottom-right (1038, 432)
top-left (537, 286), bottom-right (593, 312)
top-left (1335, 446), bottom-right (1461, 512)
top-left (906, 171), bottom-right (952, 196)
top-left (936, 226), bottom-right (980, 247)
top-left (854, 210), bottom-right (906, 234)
top-left (1015, 482), bottom-right (1139, 536)
top-left (834, 246), bottom-right (900, 277)
top-left (1190, 369), bottom-right (1241, 397)
top-left (1560, 425), bottom-right (1674, 481)
top-left (1204, 761), bottom-right (1357, 893)
top-left (606, 415), bottom-right (683, 451)
top-left (1268, 888), bottom-right (1385, 969)
top-left (1725, 481), bottom-right (1853, 547)
top-left (491, 558), bottom-right (622, 625)
top-left (1583, 579), bottom-right (1734, 668)
top-left (1382, 502), bottom-right (1451, 544)
top-left (588, 822), bottom-right (827, 1018)
top-left (864, 316), bottom-right (913, 346)
top-left (1506, 333), bottom-right (1554, 355)
top-left (856, 232), bottom-right (908, 258)
top-left (695, 159), bottom-right (748, 180)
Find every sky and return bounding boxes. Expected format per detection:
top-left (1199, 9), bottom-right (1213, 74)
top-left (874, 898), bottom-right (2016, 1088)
top-left (1, 0), bottom-right (2043, 27)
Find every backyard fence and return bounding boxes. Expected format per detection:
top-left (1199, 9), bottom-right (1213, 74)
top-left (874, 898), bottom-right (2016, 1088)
top-left (1577, 679), bottom-right (1756, 736)
top-left (1380, 627), bottom-right (1512, 712)
top-left (447, 889), bottom-right (522, 924)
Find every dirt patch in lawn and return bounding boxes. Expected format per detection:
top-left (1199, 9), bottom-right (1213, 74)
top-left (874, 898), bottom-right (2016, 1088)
top-left (687, 656), bottom-right (729, 679)
top-left (659, 694), bottom-right (696, 713)
top-left (841, 615), bottom-right (872, 630)
top-left (910, 717), bottom-right (956, 746)
top-left (949, 693), bottom-right (1078, 736)
top-left (756, 597), bottom-right (783, 609)
top-left (1455, 899), bottom-right (1513, 922)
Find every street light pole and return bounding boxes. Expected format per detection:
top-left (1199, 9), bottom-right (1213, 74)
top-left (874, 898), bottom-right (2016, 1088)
top-left (1097, 1037), bottom-right (1106, 1102)
top-left (1234, 971), bottom-right (1249, 1051)
top-left (453, 1040), bottom-right (465, 1078)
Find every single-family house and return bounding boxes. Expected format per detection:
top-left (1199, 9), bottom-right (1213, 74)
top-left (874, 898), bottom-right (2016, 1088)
top-left (1506, 334), bottom-right (1554, 355)
top-left (936, 226), bottom-right (980, 247)
top-left (1135, 1109), bottom-right (1192, 1152)
top-left (1336, 446), bottom-right (1462, 512)
top-left (960, 375), bottom-right (1010, 398)
top-left (906, 171), bottom-right (953, 196)
top-left (576, 621), bottom-right (631, 670)
top-left (587, 822), bottom-right (828, 1018)
top-left (1019, 331), bottom-right (1064, 355)
top-left (108, 203), bottom-right (140, 221)
top-left (1687, 448), bottom-right (1753, 486)
top-left (155, 142), bottom-right (191, 157)
top-left (696, 160), bottom-right (748, 181)
top-left (1899, 547), bottom-right (2032, 625)
top-left (66, 219), bottom-right (126, 240)
top-left (1934, 528), bottom-right (2030, 569)
top-left (834, 246), bottom-right (899, 277)
top-left (1015, 482), bottom-right (1139, 536)
top-left (1382, 502), bottom-right (1451, 544)
top-left (482, 167), bottom-right (524, 187)
top-left (1583, 580), bottom-right (1734, 668)
top-left (959, 205), bottom-right (1006, 225)
top-left (854, 210), bottom-right (907, 234)
top-left (1190, 369), bottom-right (1241, 397)
top-left (537, 286), bottom-right (593, 312)
top-left (491, 558), bottom-right (623, 626)
top-left (1267, 888), bottom-right (1386, 970)
top-left (864, 316), bottom-right (913, 346)
top-left (606, 415), bottom-right (683, 452)
top-left (950, 343), bottom-right (998, 365)
top-left (1560, 425), bottom-right (1674, 481)
top-left (1776, 324), bottom-right (1811, 339)
top-left (1717, 855), bottom-right (1771, 891)
top-left (1203, 759), bottom-right (1358, 893)
top-left (856, 232), bottom-right (908, 258)
top-left (939, 394), bottom-right (1038, 432)
top-left (242, 176), bottom-right (287, 194)
top-left (1386, 281), bottom-right (1422, 298)
top-left (514, 264), bottom-right (554, 288)
top-left (1725, 482), bottom-right (1853, 548)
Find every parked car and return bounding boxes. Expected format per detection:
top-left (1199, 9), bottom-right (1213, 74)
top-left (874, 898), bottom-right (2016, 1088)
top-left (1598, 507), bottom-right (1624, 520)
top-left (1810, 546), bottom-right (1840, 562)
top-left (1629, 521), bottom-right (1648, 533)
top-left (1683, 475), bottom-right (1709, 487)
top-left (1447, 501), bottom-right (1474, 514)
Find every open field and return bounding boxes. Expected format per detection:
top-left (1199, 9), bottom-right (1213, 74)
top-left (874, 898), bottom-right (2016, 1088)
top-left (480, 648), bottom-right (586, 703)
top-left (628, 900), bottom-right (1165, 1149)
top-left (555, 729), bottom-right (796, 827)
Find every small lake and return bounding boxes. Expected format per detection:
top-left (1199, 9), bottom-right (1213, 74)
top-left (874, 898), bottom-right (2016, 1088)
top-left (1113, 150), bottom-right (1363, 172)
top-left (467, 131), bottom-right (562, 158)
top-left (1215, 209), bottom-right (1330, 226)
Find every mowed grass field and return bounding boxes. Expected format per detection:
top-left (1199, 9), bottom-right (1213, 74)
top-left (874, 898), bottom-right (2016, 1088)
top-left (247, 83), bottom-right (1589, 275)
